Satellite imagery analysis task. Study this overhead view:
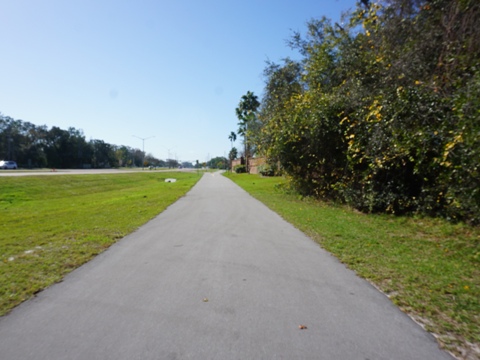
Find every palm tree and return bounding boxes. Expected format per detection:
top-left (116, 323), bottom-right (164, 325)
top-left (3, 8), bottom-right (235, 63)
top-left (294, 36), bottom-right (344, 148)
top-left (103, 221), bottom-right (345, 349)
top-left (235, 91), bottom-right (260, 172)
top-left (228, 131), bottom-right (237, 149)
top-left (228, 132), bottom-right (237, 171)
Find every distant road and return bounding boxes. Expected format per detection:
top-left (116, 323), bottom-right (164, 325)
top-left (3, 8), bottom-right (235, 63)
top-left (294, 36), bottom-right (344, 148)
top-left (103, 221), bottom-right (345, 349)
top-left (0, 168), bottom-right (195, 176)
top-left (0, 172), bottom-right (453, 359)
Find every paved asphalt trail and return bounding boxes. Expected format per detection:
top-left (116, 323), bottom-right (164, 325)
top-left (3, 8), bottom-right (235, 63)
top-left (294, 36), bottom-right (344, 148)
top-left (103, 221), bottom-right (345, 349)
top-left (0, 172), bottom-right (453, 360)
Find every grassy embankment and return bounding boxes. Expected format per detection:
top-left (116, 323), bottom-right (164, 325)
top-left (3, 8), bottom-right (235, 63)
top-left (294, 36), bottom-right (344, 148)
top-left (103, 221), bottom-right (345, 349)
top-left (0, 171), bottom-right (200, 316)
top-left (224, 172), bottom-right (479, 360)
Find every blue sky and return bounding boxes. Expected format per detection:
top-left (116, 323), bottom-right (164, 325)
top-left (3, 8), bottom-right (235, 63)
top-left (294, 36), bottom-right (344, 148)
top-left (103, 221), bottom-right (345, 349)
top-left (1, 0), bottom-right (357, 163)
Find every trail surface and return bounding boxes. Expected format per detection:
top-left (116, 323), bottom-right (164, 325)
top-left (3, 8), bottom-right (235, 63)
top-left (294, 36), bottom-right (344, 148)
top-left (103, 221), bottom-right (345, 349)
top-left (0, 172), bottom-right (453, 359)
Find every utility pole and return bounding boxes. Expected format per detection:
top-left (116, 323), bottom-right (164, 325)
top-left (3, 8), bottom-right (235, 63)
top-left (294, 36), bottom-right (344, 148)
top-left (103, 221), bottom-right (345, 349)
top-left (132, 135), bottom-right (154, 169)
top-left (163, 146), bottom-right (176, 168)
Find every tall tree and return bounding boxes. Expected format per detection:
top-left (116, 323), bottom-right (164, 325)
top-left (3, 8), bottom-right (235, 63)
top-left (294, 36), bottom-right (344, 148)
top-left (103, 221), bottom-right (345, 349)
top-left (90, 139), bottom-right (118, 168)
top-left (207, 156), bottom-right (228, 169)
top-left (228, 131), bottom-right (237, 170)
top-left (228, 131), bottom-right (237, 149)
top-left (235, 91), bottom-right (260, 172)
top-left (228, 147), bottom-right (238, 171)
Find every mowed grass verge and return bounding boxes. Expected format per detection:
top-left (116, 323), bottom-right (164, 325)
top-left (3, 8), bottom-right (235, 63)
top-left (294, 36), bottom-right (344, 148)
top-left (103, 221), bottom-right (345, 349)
top-left (224, 172), bottom-right (479, 359)
top-left (0, 171), bottom-right (201, 316)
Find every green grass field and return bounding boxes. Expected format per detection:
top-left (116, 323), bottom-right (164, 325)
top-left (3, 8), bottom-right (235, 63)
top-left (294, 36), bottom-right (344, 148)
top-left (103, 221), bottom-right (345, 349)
top-left (0, 171), bottom-right (201, 316)
top-left (1, 170), bottom-right (478, 358)
top-left (224, 172), bottom-right (479, 359)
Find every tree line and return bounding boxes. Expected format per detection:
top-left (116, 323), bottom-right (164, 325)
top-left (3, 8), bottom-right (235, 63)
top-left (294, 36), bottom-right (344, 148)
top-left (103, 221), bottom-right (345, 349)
top-left (0, 114), bottom-right (180, 169)
top-left (238, 0), bottom-right (479, 224)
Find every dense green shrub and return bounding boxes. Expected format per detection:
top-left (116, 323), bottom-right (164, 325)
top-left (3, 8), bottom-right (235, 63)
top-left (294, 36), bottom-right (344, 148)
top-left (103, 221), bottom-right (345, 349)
top-left (234, 165), bottom-right (247, 174)
top-left (258, 163), bottom-right (278, 177)
top-left (255, 0), bottom-right (480, 224)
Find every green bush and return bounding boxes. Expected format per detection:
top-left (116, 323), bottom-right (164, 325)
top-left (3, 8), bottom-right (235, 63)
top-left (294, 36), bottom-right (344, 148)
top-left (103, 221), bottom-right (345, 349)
top-left (255, 0), bottom-right (480, 224)
top-left (234, 165), bottom-right (247, 173)
top-left (258, 163), bottom-right (278, 177)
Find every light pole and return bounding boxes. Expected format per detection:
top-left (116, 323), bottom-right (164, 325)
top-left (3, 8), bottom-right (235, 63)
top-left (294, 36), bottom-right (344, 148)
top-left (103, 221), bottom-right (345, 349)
top-left (163, 146), bottom-right (176, 168)
top-left (133, 135), bottom-right (154, 169)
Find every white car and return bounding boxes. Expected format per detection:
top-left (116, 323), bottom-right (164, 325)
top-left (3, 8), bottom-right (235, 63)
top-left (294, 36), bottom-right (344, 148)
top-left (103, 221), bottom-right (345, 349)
top-left (0, 160), bottom-right (18, 169)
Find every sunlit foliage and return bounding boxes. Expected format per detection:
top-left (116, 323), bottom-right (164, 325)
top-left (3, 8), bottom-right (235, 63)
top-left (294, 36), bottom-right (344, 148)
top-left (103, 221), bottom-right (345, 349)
top-left (257, 0), bottom-right (480, 224)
